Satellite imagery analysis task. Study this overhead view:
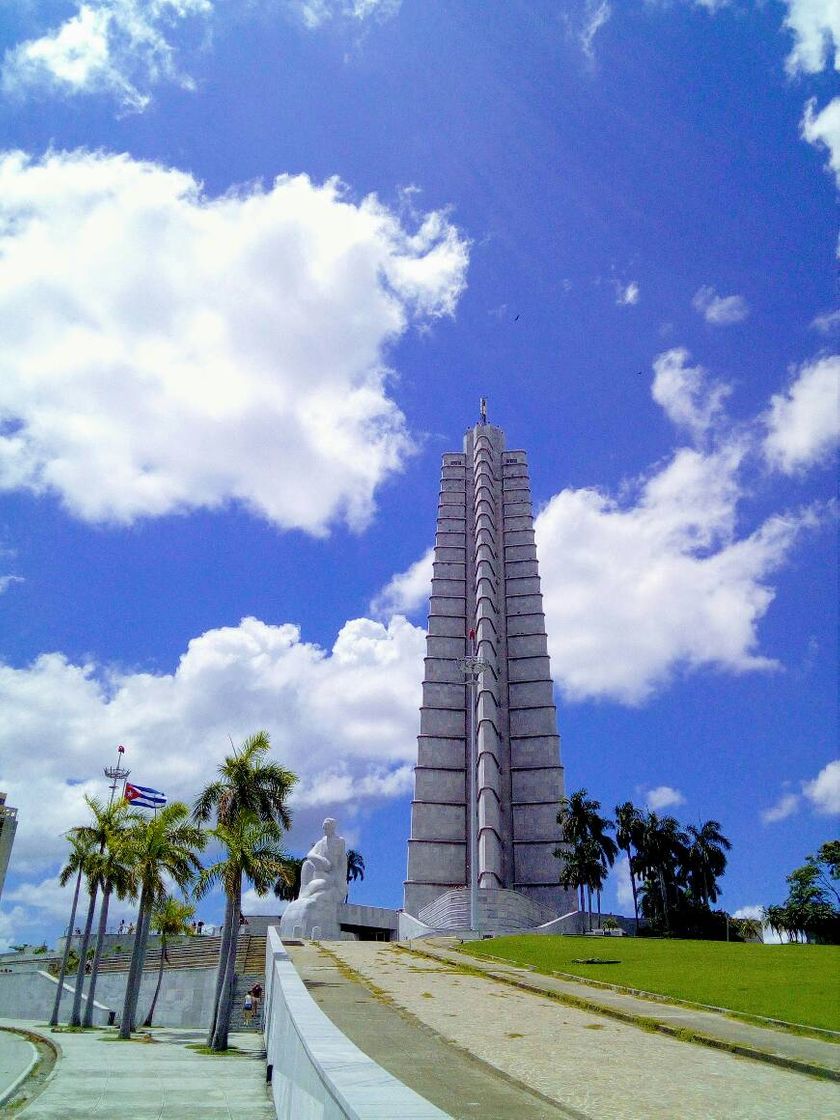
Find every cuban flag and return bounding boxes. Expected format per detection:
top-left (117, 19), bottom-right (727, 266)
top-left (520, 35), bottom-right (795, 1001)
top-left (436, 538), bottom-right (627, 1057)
top-left (125, 783), bottom-right (167, 809)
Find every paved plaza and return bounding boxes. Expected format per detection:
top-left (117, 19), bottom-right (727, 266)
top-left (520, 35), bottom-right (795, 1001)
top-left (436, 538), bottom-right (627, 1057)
top-left (0, 1020), bottom-right (275, 1120)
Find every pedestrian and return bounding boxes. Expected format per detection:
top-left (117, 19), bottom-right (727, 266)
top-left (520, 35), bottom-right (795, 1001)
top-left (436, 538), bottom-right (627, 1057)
top-left (197, 920), bottom-right (204, 935)
top-left (243, 990), bottom-right (254, 1026)
top-left (117, 919), bottom-right (126, 935)
top-left (249, 983), bottom-right (262, 1024)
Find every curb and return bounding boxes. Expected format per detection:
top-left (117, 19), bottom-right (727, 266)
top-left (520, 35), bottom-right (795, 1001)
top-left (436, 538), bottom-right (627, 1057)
top-left (402, 942), bottom-right (840, 1084)
top-left (0, 1025), bottom-right (54, 1108)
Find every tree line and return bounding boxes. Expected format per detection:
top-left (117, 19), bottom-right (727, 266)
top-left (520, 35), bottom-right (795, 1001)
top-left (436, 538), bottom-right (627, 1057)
top-left (554, 789), bottom-right (735, 939)
top-left (765, 841), bottom-right (840, 944)
top-left (51, 731), bottom-right (299, 1051)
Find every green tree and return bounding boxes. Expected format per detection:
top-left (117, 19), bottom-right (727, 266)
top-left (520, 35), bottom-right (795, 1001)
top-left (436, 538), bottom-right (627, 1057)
top-left (273, 856), bottom-right (303, 902)
top-left (82, 803), bottom-right (135, 1026)
top-left (345, 849), bottom-right (365, 902)
top-left (118, 803), bottom-right (206, 1039)
top-left (614, 801), bottom-right (644, 926)
top-left (635, 813), bottom-right (688, 934)
top-left (67, 796), bottom-right (130, 1027)
top-left (142, 896), bottom-right (196, 1027)
top-left (683, 820), bottom-right (731, 908)
top-left (195, 816), bottom-right (289, 1050)
top-left (193, 731), bottom-right (296, 1050)
top-left (554, 789), bottom-right (617, 930)
top-left (49, 833), bottom-right (95, 1027)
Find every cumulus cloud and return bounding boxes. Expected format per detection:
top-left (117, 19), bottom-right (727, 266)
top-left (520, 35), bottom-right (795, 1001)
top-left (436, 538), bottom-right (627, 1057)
top-left (651, 347), bottom-right (731, 440)
top-left (0, 575), bottom-right (24, 594)
top-left (692, 285), bottom-right (749, 326)
top-left (370, 548), bottom-right (433, 617)
top-left (614, 855), bottom-right (633, 910)
top-left (803, 759), bottom-right (840, 814)
top-left (0, 150), bottom-right (468, 533)
top-left (644, 785), bottom-right (685, 811)
top-left (762, 355), bottom-right (840, 474)
top-left (0, 613), bottom-right (425, 884)
top-left (782, 0), bottom-right (839, 75)
top-left (761, 792), bottom-right (800, 824)
top-left (802, 97), bottom-right (840, 188)
top-left (761, 761), bottom-right (840, 823)
top-left (615, 280), bottom-right (640, 306)
top-left (811, 308), bottom-right (840, 334)
top-left (1, 0), bottom-right (211, 112)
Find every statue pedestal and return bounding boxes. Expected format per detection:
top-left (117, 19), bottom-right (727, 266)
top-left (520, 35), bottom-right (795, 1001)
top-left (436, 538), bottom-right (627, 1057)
top-left (279, 895), bottom-right (342, 941)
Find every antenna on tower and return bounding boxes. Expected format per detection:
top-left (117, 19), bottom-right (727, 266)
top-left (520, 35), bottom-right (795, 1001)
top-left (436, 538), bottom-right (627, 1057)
top-left (104, 744), bottom-right (130, 806)
top-left (480, 397), bottom-right (488, 425)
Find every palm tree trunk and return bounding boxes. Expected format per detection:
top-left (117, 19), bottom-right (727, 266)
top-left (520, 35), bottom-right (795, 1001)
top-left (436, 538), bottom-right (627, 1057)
top-left (69, 880), bottom-right (99, 1026)
top-left (629, 864), bottom-right (639, 926)
top-left (82, 881), bottom-right (112, 1026)
top-left (206, 892), bottom-right (234, 1045)
top-left (119, 882), bottom-right (150, 1038)
top-left (597, 890), bottom-right (602, 930)
top-left (127, 893), bottom-right (154, 1031)
top-left (586, 885), bottom-right (592, 932)
top-left (143, 932), bottom-right (167, 1027)
top-left (50, 868), bottom-right (83, 1027)
top-left (211, 877), bottom-right (242, 1052)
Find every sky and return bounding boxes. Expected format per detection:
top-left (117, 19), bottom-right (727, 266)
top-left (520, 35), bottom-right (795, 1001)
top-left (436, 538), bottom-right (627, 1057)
top-left (0, 0), bottom-right (837, 948)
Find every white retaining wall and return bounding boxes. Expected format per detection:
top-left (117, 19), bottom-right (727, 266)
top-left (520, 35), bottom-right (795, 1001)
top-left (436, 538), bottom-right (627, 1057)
top-left (264, 927), bottom-right (451, 1120)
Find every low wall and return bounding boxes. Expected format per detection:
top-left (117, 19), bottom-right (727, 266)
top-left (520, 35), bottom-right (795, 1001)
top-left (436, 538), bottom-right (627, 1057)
top-left (264, 927), bottom-right (451, 1119)
top-left (0, 962), bottom-right (217, 1027)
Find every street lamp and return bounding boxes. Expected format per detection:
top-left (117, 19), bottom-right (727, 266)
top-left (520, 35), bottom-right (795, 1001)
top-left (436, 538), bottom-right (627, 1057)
top-left (458, 652), bottom-right (489, 934)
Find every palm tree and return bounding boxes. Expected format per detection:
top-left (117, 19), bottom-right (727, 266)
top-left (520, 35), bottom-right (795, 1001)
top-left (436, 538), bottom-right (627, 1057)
top-left (195, 816), bottom-right (289, 1051)
top-left (635, 813), bottom-right (688, 934)
top-left (82, 805), bottom-right (135, 1026)
top-left (193, 731), bottom-right (296, 1050)
top-left (614, 801), bottom-right (644, 926)
top-left (49, 833), bottom-right (95, 1027)
top-left (67, 796), bottom-right (129, 1027)
top-left (118, 803), bottom-right (206, 1039)
top-left (683, 820), bottom-right (731, 907)
top-left (345, 849), bottom-right (365, 902)
top-left (555, 789), bottom-right (617, 930)
top-left (273, 856), bottom-right (303, 902)
top-left (142, 896), bottom-right (195, 1027)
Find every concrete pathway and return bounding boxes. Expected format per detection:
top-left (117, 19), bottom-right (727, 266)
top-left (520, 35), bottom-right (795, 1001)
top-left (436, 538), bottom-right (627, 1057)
top-left (287, 941), bottom-right (578, 1119)
top-left (319, 942), bottom-right (840, 1120)
top-left (0, 1020), bottom-right (274, 1120)
top-left (0, 1027), bottom-right (38, 1105)
top-left (416, 938), bottom-right (840, 1077)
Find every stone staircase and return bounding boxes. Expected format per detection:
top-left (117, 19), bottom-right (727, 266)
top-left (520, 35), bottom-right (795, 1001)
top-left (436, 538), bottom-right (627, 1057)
top-left (229, 935), bottom-right (266, 1031)
top-left (96, 935), bottom-right (224, 973)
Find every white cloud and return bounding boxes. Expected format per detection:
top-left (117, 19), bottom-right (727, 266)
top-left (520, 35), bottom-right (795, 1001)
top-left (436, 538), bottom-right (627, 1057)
top-left (0, 613), bottom-right (425, 886)
top-left (651, 347), bottom-right (731, 440)
top-left (802, 97), bottom-right (840, 188)
top-left (580, 1), bottom-right (612, 61)
top-left (0, 575), bottom-right (24, 594)
top-left (370, 548), bottom-right (433, 617)
top-left (537, 444), bottom-right (812, 704)
top-left (811, 308), bottom-right (840, 333)
top-left (763, 355), bottom-right (840, 474)
top-left (1, 1), bottom-right (211, 112)
top-left (732, 905), bottom-right (764, 922)
top-left (782, 0), bottom-right (839, 76)
top-left (692, 285), bottom-right (749, 326)
top-left (615, 280), bottom-right (640, 306)
top-left (803, 759), bottom-right (840, 814)
top-left (614, 855), bottom-right (634, 910)
top-left (644, 785), bottom-right (685, 811)
top-left (761, 792), bottom-right (800, 824)
top-left (0, 150), bottom-right (468, 534)
top-left (287, 0), bottom-right (401, 30)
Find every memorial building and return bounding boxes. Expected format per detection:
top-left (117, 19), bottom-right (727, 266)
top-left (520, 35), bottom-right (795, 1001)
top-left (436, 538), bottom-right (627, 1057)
top-left (404, 404), bottom-right (575, 931)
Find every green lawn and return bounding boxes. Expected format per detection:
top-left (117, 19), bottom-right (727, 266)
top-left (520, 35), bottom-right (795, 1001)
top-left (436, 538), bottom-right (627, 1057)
top-left (461, 935), bottom-right (840, 1031)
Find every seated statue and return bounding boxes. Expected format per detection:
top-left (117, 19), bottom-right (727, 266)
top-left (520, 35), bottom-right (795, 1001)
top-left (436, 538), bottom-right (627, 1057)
top-left (279, 818), bottom-right (347, 940)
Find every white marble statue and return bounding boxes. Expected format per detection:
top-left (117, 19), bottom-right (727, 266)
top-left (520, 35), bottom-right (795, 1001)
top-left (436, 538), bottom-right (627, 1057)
top-left (279, 818), bottom-right (347, 940)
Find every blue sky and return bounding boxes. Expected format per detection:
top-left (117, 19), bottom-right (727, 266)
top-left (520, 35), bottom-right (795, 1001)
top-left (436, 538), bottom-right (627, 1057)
top-left (0, 0), bottom-right (837, 946)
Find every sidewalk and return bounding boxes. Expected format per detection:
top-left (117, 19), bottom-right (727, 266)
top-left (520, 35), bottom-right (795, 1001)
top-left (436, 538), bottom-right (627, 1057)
top-left (413, 938), bottom-right (840, 1079)
top-left (320, 941), bottom-right (840, 1120)
top-left (0, 1020), bottom-right (274, 1120)
top-left (0, 1027), bottom-right (38, 1106)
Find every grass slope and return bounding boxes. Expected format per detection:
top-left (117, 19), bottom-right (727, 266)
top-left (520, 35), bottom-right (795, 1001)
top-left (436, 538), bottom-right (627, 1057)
top-left (462, 935), bottom-right (840, 1031)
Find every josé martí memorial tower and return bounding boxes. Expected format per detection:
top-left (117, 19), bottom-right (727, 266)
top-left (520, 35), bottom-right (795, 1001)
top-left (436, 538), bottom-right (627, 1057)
top-left (404, 403), bottom-right (577, 934)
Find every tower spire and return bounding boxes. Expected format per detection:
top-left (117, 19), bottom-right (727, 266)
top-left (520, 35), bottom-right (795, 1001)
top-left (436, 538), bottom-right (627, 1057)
top-left (479, 397), bottom-right (487, 425)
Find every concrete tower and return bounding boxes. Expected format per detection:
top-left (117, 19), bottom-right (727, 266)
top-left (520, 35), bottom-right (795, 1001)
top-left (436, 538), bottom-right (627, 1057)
top-left (404, 407), bottom-right (573, 927)
top-left (0, 792), bottom-right (18, 903)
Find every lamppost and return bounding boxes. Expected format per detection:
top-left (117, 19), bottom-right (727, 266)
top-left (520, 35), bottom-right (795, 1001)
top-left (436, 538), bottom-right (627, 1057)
top-left (458, 652), bottom-right (489, 934)
top-left (104, 744), bottom-right (130, 807)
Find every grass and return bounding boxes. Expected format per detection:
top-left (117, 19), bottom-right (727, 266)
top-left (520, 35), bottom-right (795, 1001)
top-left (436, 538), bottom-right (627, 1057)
top-left (185, 1044), bottom-right (250, 1057)
top-left (460, 935), bottom-right (840, 1031)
